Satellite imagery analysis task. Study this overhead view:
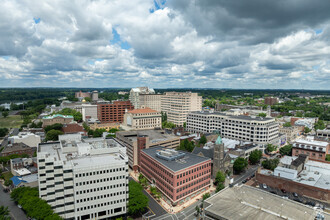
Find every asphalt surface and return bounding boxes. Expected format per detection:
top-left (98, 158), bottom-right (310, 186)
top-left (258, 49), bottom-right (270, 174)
top-left (0, 184), bottom-right (28, 220)
top-left (232, 165), bottom-right (259, 186)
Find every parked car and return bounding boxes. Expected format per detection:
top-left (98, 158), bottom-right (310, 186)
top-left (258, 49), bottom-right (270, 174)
top-left (281, 189), bottom-right (286, 193)
top-left (17, 204), bottom-right (22, 209)
top-left (293, 192), bottom-right (298, 197)
top-left (262, 183), bottom-right (267, 189)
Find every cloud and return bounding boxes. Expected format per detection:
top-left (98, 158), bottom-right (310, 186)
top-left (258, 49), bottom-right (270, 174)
top-left (0, 0), bottom-right (329, 89)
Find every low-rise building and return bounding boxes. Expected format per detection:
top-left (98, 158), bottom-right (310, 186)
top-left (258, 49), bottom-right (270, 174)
top-left (8, 132), bottom-right (41, 148)
top-left (1, 143), bottom-right (36, 157)
top-left (317, 125), bottom-right (330, 139)
top-left (10, 157), bottom-right (37, 175)
top-left (116, 129), bottom-right (180, 170)
top-left (61, 123), bottom-right (87, 136)
top-left (37, 134), bottom-right (128, 220)
top-left (97, 101), bottom-right (134, 123)
top-left (89, 122), bottom-right (120, 131)
top-left (11, 174), bottom-right (38, 188)
top-left (140, 146), bottom-right (211, 205)
top-left (42, 114), bottom-right (74, 127)
top-left (279, 126), bottom-right (301, 143)
top-left (123, 107), bottom-right (161, 130)
top-left (292, 138), bottom-right (329, 161)
top-left (264, 97), bottom-right (279, 105)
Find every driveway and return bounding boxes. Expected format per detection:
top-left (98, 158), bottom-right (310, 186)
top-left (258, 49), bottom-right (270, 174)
top-left (0, 184), bottom-right (28, 220)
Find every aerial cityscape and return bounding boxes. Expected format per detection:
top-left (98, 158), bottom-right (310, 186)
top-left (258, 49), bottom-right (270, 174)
top-left (0, 1), bottom-right (330, 220)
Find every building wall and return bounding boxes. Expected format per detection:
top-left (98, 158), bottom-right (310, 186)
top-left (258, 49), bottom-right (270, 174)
top-left (140, 152), bottom-right (211, 204)
top-left (123, 111), bottom-right (162, 130)
top-left (97, 101), bottom-right (134, 123)
top-left (9, 134), bottom-right (41, 148)
top-left (1, 147), bottom-right (35, 157)
top-left (89, 123), bottom-right (120, 131)
top-left (187, 112), bottom-right (279, 145)
top-left (75, 91), bottom-right (91, 98)
top-left (139, 94), bottom-right (162, 111)
top-left (43, 117), bottom-right (74, 127)
top-left (292, 147), bottom-right (326, 161)
top-left (256, 172), bottom-right (329, 202)
top-left (82, 105), bottom-right (98, 121)
top-left (161, 92), bottom-right (202, 126)
top-left (264, 97), bottom-right (279, 105)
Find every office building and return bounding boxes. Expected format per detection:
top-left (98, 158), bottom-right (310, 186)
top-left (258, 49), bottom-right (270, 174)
top-left (264, 97), bottom-right (279, 105)
top-left (129, 87), bottom-right (155, 109)
top-left (42, 114), bottom-right (74, 127)
top-left (279, 126), bottom-right (301, 143)
top-left (116, 130), bottom-right (180, 170)
top-left (139, 94), bottom-right (162, 111)
top-left (161, 92), bottom-right (202, 126)
top-left (292, 138), bottom-right (329, 161)
top-left (81, 104), bottom-right (98, 121)
top-left (186, 111), bottom-right (279, 145)
top-left (75, 91), bottom-right (91, 99)
top-left (140, 146), bottom-right (211, 205)
top-left (97, 101), bottom-right (134, 123)
top-left (8, 132), bottom-right (41, 148)
top-left (37, 134), bottom-right (128, 220)
top-left (91, 90), bottom-right (98, 102)
top-left (123, 107), bottom-right (162, 130)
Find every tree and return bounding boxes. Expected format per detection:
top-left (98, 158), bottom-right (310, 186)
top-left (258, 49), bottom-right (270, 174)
top-left (283, 122), bottom-right (292, 127)
top-left (314, 120), bottom-right (326, 130)
top-left (84, 97), bottom-right (92, 102)
top-left (258, 113), bottom-right (267, 117)
top-left (262, 158), bottom-right (279, 171)
top-left (4, 180), bottom-right (12, 187)
top-left (214, 171), bottom-right (225, 185)
top-left (279, 145), bottom-right (292, 156)
top-left (0, 206), bottom-right (10, 220)
top-left (195, 205), bottom-right (200, 216)
top-left (128, 181), bottom-right (148, 216)
top-left (326, 155), bottom-right (330, 162)
top-left (183, 122), bottom-right (186, 128)
top-left (266, 144), bottom-right (277, 153)
top-left (2, 111), bottom-right (8, 118)
top-left (178, 139), bottom-right (195, 152)
top-left (0, 128), bottom-right (9, 137)
top-left (233, 158), bottom-right (248, 174)
top-left (216, 183), bottom-right (225, 193)
top-left (199, 135), bottom-right (207, 145)
top-left (138, 174), bottom-right (148, 187)
top-left (202, 193), bottom-right (210, 200)
top-left (45, 130), bottom-right (64, 141)
top-left (249, 150), bottom-right (262, 164)
top-left (304, 127), bottom-right (311, 134)
top-left (44, 123), bottom-right (63, 133)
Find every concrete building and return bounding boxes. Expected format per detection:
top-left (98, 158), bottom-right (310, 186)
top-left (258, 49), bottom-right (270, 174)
top-left (292, 138), bottom-right (329, 161)
top-left (256, 155), bottom-right (330, 203)
top-left (8, 132), bottom-right (41, 148)
top-left (139, 94), bottom-right (162, 111)
top-left (97, 101), bottom-right (134, 123)
top-left (140, 146), bottom-right (211, 205)
top-left (91, 91), bottom-right (98, 102)
top-left (75, 91), bottom-right (91, 99)
top-left (123, 107), bottom-right (161, 130)
top-left (42, 114), bottom-right (74, 127)
top-left (89, 122), bottom-right (120, 131)
top-left (204, 185), bottom-right (329, 220)
top-left (116, 130), bottom-right (180, 170)
top-left (129, 87), bottom-right (155, 109)
top-left (161, 92), bottom-right (202, 126)
top-left (81, 104), bottom-right (98, 121)
top-left (279, 126), bottom-right (301, 143)
top-left (317, 128), bottom-right (330, 139)
top-left (37, 134), bottom-right (128, 220)
top-left (215, 104), bottom-right (263, 111)
top-left (1, 143), bottom-right (36, 157)
top-left (264, 97), bottom-right (279, 105)
top-left (186, 111), bottom-right (279, 145)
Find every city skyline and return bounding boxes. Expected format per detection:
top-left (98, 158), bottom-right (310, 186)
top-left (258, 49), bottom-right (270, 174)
top-left (1, 0), bottom-right (330, 89)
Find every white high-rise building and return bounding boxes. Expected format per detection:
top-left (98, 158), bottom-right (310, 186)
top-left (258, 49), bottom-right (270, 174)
top-left (161, 92), bottom-right (202, 126)
top-left (37, 134), bottom-right (128, 220)
top-left (129, 87), bottom-right (155, 109)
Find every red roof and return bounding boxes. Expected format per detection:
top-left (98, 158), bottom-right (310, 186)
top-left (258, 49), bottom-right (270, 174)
top-left (62, 123), bottom-right (85, 134)
top-left (128, 107), bottom-right (158, 114)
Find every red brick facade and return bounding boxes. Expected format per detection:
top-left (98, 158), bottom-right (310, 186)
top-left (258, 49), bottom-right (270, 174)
top-left (1, 143), bottom-right (35, 157)
top-left (140, 152), bottom-right (211, 204)
top-left (97, 101), bottom-right (134, 123)
top-left (256, 172), bottom-right (329, 202)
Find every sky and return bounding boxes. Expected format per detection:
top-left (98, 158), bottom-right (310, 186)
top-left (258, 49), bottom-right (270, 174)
top-left (0, 0), bottom-right (330, 89)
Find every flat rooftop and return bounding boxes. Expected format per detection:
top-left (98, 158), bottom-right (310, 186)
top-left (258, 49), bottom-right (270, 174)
top-left (189, 111), bottom-right (274, 121)
top-left (117, 130), bottom-right (178, 144)
top-left (205, 185), bottom-right (329, 220)
top-left (294, 139), bottom-right (329, 147)
top-left (142, 146), bottom-right (210, 172)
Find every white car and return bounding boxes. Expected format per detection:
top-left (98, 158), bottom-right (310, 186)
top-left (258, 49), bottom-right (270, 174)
top-left (262, 183), bottom-right (267, 189)
top-left (17, 204), bottom-right (22, 209)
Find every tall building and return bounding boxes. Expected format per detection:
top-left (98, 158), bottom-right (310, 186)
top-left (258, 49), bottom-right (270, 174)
top-left (75, 91), bottom-right (91, 99)
top-left (81, 104), bottom-right (98, 121)
top-left (161, 92), bottom-right (202, 126)
top-left (140, 146), bottom-right (211, 205)
top-left (37, 134), bottom-right (128, 220)
top-left (264, 97), bottom-right (279, 105)
top-left (129, 87), bottom-right (155, 109)
top-left (123, 107), bottom-right (162, 130)
top-left (91, 90), bottom-right (98, 102)
top-left (139, 94), bottom-right (162, 111)
top-left (97, 101), bottom-right (134, 123)
top-left (186, 111), bottom-right (279, 145)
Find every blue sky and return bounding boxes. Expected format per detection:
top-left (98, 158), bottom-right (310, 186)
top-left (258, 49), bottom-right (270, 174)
top-left (0, 0), bottom-right (329, 89)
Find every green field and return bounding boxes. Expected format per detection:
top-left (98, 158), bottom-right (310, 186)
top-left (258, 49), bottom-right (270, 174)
top-left (2, 172), bottom-right (13, 181)
top-left (0, 115), bottom-right (23, 128)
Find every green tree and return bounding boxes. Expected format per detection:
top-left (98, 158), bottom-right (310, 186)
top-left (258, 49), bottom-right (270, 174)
top-left (279, 145), bottom-right (292, 156)
top-left (233, 158), bottom-right (248, 174)
top-left (326, 155), bottom-right (330, 162)
top-left (0, 206), bottom-right (10, 220)
top-left (216, 183), bottom-right (225, 193)
top-left (4, 180), bottom-right (12, 187)
top-left (199, 135), bottom-right (207, 145)
top-left (138, 174), bottom-right (148, 187)
top-left (249, 150), bottom-right (262, 165)
top-left (262, 158), bottom-right (279, 171)
top-left (202, 193), bottom-right (210, 200)
top-left (258, 113), bottom-right (267, 117)
top-left (44, 123), bottom-right (63, 133)
top-left (128, 181), bottom-right (148, 216)
top-left (84, 97), bottom-right (92, 102)
top-left (45, 130), bottom-right (64, 141)
top-left (183, 122), bottom-right (186, 128)
top-left (0, 128), bottom-right (9, 137)
top-left (283, 122), bottom-right (292, 127)
top-left (304, 127), bottom-right (311, 134)
top-left (314, 120), bottom-right (325, 130)
top-left (266, 144), bottom-right (277, 153)
top-left (2, 111), bottom-right (8, 118)
top-left (214, 171), bottom-right (225, 185)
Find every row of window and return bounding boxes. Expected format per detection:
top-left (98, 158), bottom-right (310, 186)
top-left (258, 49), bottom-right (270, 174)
top-left (75, 168), bottom-right (126, 178)
top-left (176, 181), bottom-right (209, 200)
top-left (176, 163), bottom-right (210, 179)
top-left (76, 175), bottom-right (126, 186)
top-left (76, 183), bottom-right (127, 195)
top-left (77, 191), bottom-right (126, 204)
top-left (177, 172), bottom-right (210, 186)
top-left (176, 175), bottom-right (210, 192)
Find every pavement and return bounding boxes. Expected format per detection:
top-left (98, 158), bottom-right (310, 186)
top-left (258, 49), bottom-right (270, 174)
top-left (0, 184), bottom-right (28, 220)
top-left (232, 165), bottom-right (259, 186)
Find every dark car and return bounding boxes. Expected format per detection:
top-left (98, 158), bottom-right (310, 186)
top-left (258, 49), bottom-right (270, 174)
top-left (281, 189), bottom-right (286, 193)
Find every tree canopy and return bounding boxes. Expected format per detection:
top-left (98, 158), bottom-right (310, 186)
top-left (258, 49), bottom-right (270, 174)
top-left (249, 150), bottom-right (262, 165)
top-left (0, 128), bottom-right (9, 137)
top-left (45, 129), bottom-right (64, 141)
top-left (177, 139), bottom-right (195, 152)
top-left (283, 122), bottom-right (292, 127)
top-left (0, 206), bottom-right (10, 220)
top-left (56, 108), bottom-right (82, 122)
top-left (279, 145), bottom-right (292, 156)
top-left (262, 158), bottom-right (279, 171)
top-left (214, 171), bottom-right (226, 185)
top-left (128, 181), bottom-right (148, 216)
top-left (199, 135), bottom-right (207, 145)
top-left (233, 158), bottom-right (248, 174)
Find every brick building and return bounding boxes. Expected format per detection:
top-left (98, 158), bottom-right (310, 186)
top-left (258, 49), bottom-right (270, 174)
top-left (42, 114), bottom-right (74, 127)
top-left (61, 123), bottom-right (87, 136)
top-left (140, 146), bottom-right (211, 205)
top-left (264, 97), bottom-right (279, 105)
top-left (97, 101), bottom-right (134, 123)
top-left (292, 138), bottom-right (329, 161)
top-left (1, 143), bottom-right (36, 157)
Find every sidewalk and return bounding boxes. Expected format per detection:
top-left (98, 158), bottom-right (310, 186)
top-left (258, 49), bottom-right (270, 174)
top-left (130, 171), bottom-right (215, 214)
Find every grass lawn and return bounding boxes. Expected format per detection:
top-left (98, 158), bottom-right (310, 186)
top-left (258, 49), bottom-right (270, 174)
top-left (2, 171), bottom-right (13, 181)
top-left (0, 115), bottom-right (23, 128)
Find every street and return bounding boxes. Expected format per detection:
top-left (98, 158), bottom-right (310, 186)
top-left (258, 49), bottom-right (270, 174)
top-left (0, 184), bottom-right (28, 220)
top-left (232, 165), bottom-right (259, 186)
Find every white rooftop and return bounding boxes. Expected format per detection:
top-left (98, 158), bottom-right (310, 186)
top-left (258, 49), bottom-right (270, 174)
top-left (294, 139), bottom-right (328, 147)
top-left (15, 168), bottom-right (31, 176)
